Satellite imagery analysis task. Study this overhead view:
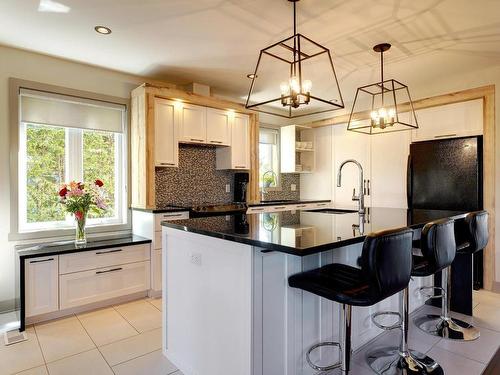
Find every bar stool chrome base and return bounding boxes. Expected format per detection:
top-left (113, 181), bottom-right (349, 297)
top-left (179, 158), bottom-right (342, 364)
top-left (367, 348), bottom-right (444, 375)
top-left (305, 341), bottom-right (341, 371)
top-left (414, 314), bottom-right (480, 341)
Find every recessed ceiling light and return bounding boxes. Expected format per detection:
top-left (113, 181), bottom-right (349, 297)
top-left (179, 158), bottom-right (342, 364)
top-left (247, 74), bottom-right (257, 79)
top-left (94, 26), bottom-right (112, 35)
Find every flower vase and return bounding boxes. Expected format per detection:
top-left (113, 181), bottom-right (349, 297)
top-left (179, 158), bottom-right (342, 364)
top-left (75, 213), bottom-right (87, 245)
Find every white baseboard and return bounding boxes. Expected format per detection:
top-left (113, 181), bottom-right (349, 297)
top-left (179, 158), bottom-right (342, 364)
top-left (26, 290), bottom-right (149, 325)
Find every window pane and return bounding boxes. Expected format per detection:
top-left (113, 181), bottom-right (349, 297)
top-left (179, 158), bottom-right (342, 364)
top-left (25, 124), bottom-right (66, 223)
top-left (83, 130), bottom-right (116, 218)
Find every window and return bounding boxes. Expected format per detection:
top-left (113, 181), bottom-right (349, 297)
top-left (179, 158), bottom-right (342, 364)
top-left (259, 127), bottom-right (280, 189)
top-left (17, 88), bottom-right (127, 233)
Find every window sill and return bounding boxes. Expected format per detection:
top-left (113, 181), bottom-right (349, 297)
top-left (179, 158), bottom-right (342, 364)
top-left (8, 222), bottom-right (131, 243)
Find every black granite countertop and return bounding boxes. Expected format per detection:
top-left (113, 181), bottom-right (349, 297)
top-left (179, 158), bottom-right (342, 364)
top-left (161, 207), bottom-right (469, 256)
top-left (131, 206), bottom-right (190, 214)
top-left (248, 199), bottom-right (331, 207)
top-left (16, 235), bottom-right (151, 259)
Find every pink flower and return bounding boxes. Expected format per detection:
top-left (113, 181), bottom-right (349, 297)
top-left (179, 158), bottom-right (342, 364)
top-left (58, 187), bottom-right (68, 197)
top-left (75, 211), bottom-right (84, 220)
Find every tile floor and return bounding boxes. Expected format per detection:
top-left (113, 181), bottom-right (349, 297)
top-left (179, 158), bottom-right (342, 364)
top-left (0, 298), bottom-right (181, 375)
top-left (1, 291), bottom-right (499, 375)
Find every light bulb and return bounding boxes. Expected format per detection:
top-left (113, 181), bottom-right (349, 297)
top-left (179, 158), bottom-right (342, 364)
top-left (370, 111), bottom-right (379, 120)
top-left (280, 82), bottom-right (289, 95)
top-left (289, 76), bottom-right (300, 93)
top-left (379, 107), bottom-right (387, 118)
top-left (302, 79), bottom-right (312, 93)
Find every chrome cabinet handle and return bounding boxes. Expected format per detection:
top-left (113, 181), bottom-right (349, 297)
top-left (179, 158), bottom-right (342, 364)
top-left (30, 258), bottom-right (54, 264)
top-left (210, 140), bottom-right (223, 144)
top-left (163, 213), bottom-right (183, 218)
top-left (96, 267), bottom-right (123, 275)
top-left (274, 206), bottom-right (286, 209)
top-left (435, 134), bottom-right (456, 139)
top-left (364, 179), bottom-right (367, 195)
top-left (95, 249), bottom-right (122, 255)
top-left (234, 166), bottom-right (246, 169)
top-left (251, 208), bottom-right (264, 211)
top-left (190, 138), bottom-right (204, 142)
top-left (367, 180), bottom-right (371, 195)
top-left (296, 205), bottom-right (307, 208)
top-left (159, 162), bottom-right (175, 166)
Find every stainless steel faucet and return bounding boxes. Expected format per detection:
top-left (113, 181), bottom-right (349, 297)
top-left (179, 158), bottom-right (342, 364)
top-left (261, 170), bottom-right (278, 201)
top-left (337, 159), bottom-right (365, 214)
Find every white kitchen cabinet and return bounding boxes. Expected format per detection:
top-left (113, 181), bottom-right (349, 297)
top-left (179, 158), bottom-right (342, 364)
top-left (25, 256), bottom-right (59, 317)
top-left (206, 108), bottom-right (231, 146)
top-left (154, 98), bottom-right (179, 167)
top-left (411, 99), bottom-right (483, 142)
top-left (280, 125), bottom-right (315, 173)
top-left (370, 131), bottom-right (411, 208)
top-left (179, 103), bottom-right (207, 143)
top-left (216, 113), bottom-right (250, 170)
top-left (333, 125), bottom-right (371, 207)
top-left (60, 261), bottom-right (150, 309)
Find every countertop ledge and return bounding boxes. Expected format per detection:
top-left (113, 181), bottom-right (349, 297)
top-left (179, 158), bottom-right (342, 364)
top-left (248, 199), bottom-right (331, 207)
top-left (161, 208), bottom-right (469, 257)
top-left (16, 235), bottom-right (151, 259)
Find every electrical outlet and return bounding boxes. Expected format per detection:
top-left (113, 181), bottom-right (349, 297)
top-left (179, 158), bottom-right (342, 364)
top-left (225, 184), bottom-right (230, 193)
top-left (190, 253), bottom-right (202, 266)
top-left (291, 184), bottom-right (296, 191)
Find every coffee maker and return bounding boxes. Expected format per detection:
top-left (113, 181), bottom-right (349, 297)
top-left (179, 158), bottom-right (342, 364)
top-left (234, 172), bottom-right (249, 203)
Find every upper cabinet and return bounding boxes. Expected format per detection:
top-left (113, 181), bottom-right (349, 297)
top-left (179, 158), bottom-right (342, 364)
top-left (412, 99), bottom-right (483, 142)
top-left (179, 103), bottom-right (207, 143)
top-left (216, 113), bottom-right (250, 170)
top-left (280, 125), bottom-right (315, 173)
top-left (206, 108), bottom-right (231, 146)
top-left (154, 98), bottom-right (179, 167)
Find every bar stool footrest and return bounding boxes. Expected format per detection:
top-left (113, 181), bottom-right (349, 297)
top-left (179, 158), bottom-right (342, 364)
top-left (371, 311), bottom-right (402, 331)
top-left (306, 341), bottom-right (341, 372)
top-left (417, 285), bottom-right (445, 300)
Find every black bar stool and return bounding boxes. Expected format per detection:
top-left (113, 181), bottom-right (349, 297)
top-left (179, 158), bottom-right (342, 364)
top-left (289, 227), bottom-right (425, 374)
top-left (413, 217), bottom-right (481, 341)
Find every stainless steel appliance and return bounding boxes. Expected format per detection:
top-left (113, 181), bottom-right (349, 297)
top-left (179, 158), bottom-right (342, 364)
top-left (234, 172), bottom-right (249, 203)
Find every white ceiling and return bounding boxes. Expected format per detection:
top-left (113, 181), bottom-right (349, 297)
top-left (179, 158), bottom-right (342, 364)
top-left (2, 0), bottom-right (500, 110)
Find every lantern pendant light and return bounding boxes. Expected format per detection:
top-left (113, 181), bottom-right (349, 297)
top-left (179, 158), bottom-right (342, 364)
top-left (347, 43), bottom-right (419, 134)
top-left (245, 0), bottom-right (344, 118)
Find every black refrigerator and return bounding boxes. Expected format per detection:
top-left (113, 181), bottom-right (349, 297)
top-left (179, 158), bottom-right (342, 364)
top-left (407, 135), bottom-right (483, 293)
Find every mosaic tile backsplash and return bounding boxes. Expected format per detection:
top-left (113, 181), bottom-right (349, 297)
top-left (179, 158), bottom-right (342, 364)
top-left (155, 144), bottom-right (300, 207)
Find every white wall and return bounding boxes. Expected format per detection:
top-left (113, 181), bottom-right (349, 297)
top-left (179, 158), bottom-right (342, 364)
top-left (0, 45), bottom-right (158, 305)
top-left (301, 64), bottom-right (500, 284)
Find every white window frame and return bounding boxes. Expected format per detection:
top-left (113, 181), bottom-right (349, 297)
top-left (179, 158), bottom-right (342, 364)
top-left (259, 126), bottom-right (281, 191)
top-left (18, 124), bottom-right (126, 233)
top-left (9, 78), bottom-right (131, 241)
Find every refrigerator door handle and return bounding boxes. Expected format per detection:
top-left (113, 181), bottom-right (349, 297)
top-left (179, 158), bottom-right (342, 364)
top-left (407, 154), bottom-right (412, 208)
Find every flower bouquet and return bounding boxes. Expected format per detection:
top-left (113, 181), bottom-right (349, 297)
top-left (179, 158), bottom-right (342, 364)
top-left (58, 180), bottom-right (108, 244)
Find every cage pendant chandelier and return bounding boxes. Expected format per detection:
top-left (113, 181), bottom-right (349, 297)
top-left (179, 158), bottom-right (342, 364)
top-left (347, 43), bottom-right (419, 135)
top-left (245, 0), bottom-right (344, 118)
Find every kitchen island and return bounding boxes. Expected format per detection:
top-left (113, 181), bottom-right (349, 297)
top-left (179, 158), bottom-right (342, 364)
top-left (161, 207), bottom-right (468, 375)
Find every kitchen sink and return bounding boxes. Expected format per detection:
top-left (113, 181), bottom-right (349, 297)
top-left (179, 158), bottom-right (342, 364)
top-left (305, 208), bottom-right (358, 214)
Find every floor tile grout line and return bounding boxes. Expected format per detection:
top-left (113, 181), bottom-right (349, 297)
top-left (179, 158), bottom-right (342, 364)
top-left (74, 313), bottom-right (116, 374)
top-left (110, 348), bottom-right (178, 374)
top-left (107, 346), bottom-right (162, 368)
top-left (111, 304), bottom-right (142, 335)
top-left (429, 344), bottom-right (489, 367)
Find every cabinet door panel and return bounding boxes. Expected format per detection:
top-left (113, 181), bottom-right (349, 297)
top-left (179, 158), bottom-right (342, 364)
top-left (412, 100), bottom-right (483, 142)
top-left (370, 131), bottom-right (411, 208)
top-left (231, 114), bottom-right (250, 169)
top-left (206, 108), bottom-right (230, 146)
top-left (179, 104), bottom-right (207, 143)
top-left (25, 256), bottom-right (59, 317)
top-left (333, 126), bottom-right (371, 207)
top-left (154, 98), bottom-right (178, 167)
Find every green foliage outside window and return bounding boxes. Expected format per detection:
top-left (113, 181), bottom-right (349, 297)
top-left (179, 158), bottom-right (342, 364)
top-left (25, 124), bottom-right (117, 224)
top-left (26, 124), bottom-right (66, 223)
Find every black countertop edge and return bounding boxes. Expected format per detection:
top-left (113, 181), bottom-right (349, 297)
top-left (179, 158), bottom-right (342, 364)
top-left (161, 211), bottom-right (469, 257)
top-left (248, 199), bottom-right (331, 207)
top-left (131, 206), bottom-right (190, 214)
top-left (17, 235), bottom-right (152, 259)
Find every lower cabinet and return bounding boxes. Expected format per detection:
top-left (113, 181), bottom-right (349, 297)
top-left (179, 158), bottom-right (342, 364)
top-left (24, 243), bottom-right (151, 320)
top-left (60, 261), bottom-right (150, 309)
top-left (25, 256), bottom-right (59, 318)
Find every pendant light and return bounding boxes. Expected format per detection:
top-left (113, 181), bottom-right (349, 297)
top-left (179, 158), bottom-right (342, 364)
top-left (245, 0), bottom-right (344, 118)
top-left (347, 43), bottom-right (418, 134)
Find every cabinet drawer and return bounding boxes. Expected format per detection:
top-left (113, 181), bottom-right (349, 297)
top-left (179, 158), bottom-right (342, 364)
top-left (59, 244), bottom-right (150, 274)
top-left (59, 261), bottom-right (150, 309)
top-left (25, 256), bottom-right (59, 317)
top-left (154, 211), bottom-right (189, 231)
